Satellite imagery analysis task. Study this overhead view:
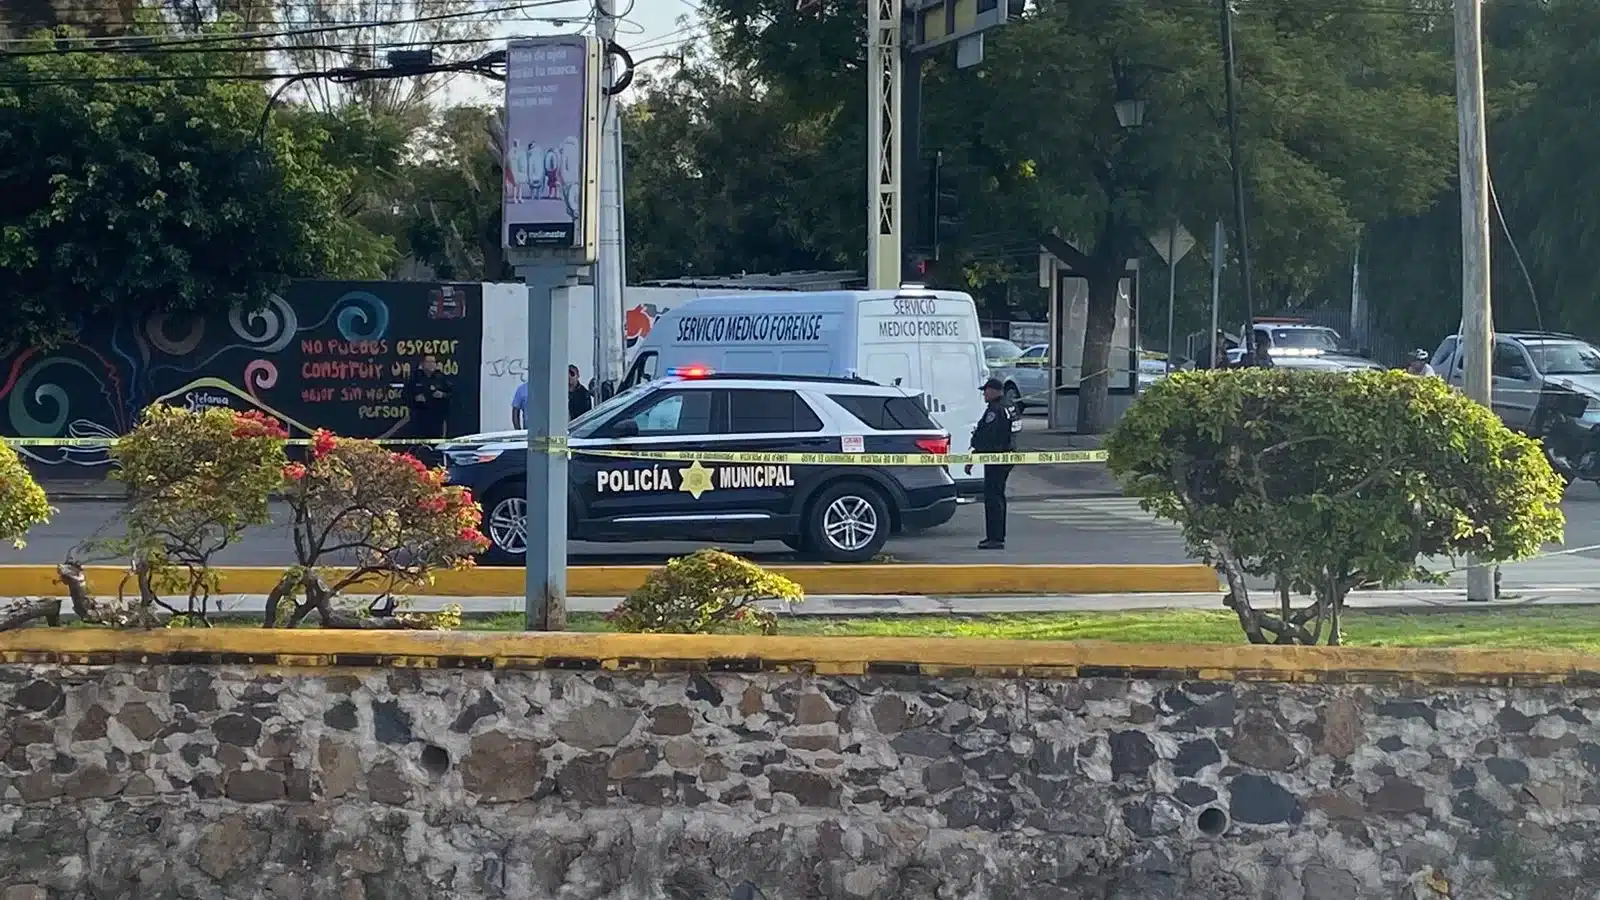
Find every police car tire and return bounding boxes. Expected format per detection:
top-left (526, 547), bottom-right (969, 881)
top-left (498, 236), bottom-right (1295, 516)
top-left (804, 481), bottom-right (890, 563)
top-left (480, 484), bottom-right (526, 566)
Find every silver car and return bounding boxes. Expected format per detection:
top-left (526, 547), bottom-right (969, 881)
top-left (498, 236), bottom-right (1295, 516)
top-left (1436, 332), bottom-right (1600, 432)
top-left (983, 338), bottom-right (1050, 412)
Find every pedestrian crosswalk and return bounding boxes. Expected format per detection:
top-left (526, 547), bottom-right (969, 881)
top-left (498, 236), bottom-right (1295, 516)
top-left (1011, 496), bottom-right (1186, 538)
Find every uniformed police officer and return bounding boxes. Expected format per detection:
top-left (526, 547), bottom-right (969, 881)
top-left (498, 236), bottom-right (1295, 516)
top-left (965, 376), bottom-right (1020, 550)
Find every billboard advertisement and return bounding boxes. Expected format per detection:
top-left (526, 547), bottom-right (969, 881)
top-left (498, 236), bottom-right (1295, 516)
top-left (502, 36), bottom-right (602, 261)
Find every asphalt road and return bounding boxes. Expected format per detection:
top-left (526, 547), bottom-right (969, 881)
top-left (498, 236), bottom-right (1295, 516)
top-left (0, 488), bottom-right (1185, 568)
top-left (8, 481), bottom-right (1600, 589)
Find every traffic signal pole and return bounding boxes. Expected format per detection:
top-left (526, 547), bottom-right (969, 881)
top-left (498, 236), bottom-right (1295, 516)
top-left (867, 0), bottom-right (904, 290)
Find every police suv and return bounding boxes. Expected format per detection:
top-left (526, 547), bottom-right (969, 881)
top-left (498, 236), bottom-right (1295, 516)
top-left (441, 371), bottom-right (960, 565)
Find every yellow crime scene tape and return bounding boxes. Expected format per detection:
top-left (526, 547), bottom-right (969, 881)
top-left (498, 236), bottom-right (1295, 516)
top-left (2, 436), bottom-right (457, 447)
top-left (3, 435), bottom-right (1106, 466)
top-left (567, 448), bottom-right (1106, 466)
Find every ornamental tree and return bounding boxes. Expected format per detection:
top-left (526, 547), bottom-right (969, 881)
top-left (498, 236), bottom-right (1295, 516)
top-left (1105, 369), bottom-right (1566, 645)
top-left (0, 439), bottom-right (57, 629)
top-left (265, 430), bottom-right (485, 629)
top-left (0, 438), bottom-right (51, 547)
top-left (58, 405), bottom-right (287, 627)
top-left (608, 548), bottom-right (804, 635)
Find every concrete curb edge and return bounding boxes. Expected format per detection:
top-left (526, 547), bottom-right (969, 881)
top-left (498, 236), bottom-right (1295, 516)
top-left (0, 629), bottom-right (1595, 682)
top-left (0, 564), bottom-right (1223, 598)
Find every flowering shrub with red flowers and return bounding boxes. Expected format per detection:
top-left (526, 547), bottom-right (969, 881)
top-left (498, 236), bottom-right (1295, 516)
top-left (56, 404), bottom-right (288, 628)
top-left (265, 431), bottom-right (486, 629)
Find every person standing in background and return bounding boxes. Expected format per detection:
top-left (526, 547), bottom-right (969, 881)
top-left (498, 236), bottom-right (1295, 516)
top-left (405, 354), bottom-right (453, 440)
top-left (512, 380), bottom-right (528, 430)
top-left (568, 364), bottom-right (594, 419)
top-left (965, 376), bottom-right (1020, 550)
top-left (1196, 331), bottom-right (1232, 370)
top-left (511, 364), bottom-right (593, 429)
top-left (1240, 331), bottom-right (1275, 368)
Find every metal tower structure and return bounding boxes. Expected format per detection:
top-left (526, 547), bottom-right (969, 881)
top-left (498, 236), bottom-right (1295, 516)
top-left (866, 0), bottom-right (904, 290)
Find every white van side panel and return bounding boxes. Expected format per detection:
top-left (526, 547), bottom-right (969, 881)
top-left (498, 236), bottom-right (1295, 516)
top-left (635, 300), bottom-right (855, 380)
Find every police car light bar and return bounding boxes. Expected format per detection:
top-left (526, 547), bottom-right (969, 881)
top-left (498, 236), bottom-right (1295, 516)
top-left (668, 366), bottom-right (714, 378)
top-left (1267, 347), bottom-right (1325, 357)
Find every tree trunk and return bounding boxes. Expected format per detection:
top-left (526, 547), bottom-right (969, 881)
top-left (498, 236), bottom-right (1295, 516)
top-left (0, 597), bottom-right (61, 630)
top-left (1076, 267), bottom-right (1123, 434)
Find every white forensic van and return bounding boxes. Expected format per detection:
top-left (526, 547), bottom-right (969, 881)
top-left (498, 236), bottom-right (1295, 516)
top-left (619, 288), bottom-right (991, 491)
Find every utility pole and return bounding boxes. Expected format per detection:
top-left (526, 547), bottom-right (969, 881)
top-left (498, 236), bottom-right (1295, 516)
top-left (901, 47), bottom-right (923, 281)
top-left (593, 0), bottom-right (627, 391)
top-left (867, 0), bottom-right (903, 290)
top-left (1455, 0), bottom-right (1495, 603)
top-left (1219, 0), bottom-right (1254, 323)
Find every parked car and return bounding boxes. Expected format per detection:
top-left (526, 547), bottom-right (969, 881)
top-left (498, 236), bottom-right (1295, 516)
top-left (442, 371), bottom-right (960, 565)
top-left (1434, 331), bottom-right (1600, 485)
top-left (982, 338), bottom-right (1050, 413)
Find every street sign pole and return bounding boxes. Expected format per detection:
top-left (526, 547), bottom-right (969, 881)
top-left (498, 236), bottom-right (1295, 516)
top-left (1210, 221), bottom-right (1225, 366)
top-left (1148, 220), bottom-right (1193, 372)
top-left (1166, 222), bottom-right (1178, 374)
top-left (504, 36), bottom-right (603, 631)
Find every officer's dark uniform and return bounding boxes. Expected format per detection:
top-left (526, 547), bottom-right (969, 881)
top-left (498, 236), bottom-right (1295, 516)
top-left (972, 377), bottom-right (1020, 549)
top-left (405, 367), bottom-right (454, 440)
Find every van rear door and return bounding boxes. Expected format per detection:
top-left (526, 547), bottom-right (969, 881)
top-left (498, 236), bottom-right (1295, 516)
top-left (858, 294), bottom-right (987, 486)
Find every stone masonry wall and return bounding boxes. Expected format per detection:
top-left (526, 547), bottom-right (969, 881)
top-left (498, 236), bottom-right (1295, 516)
top-left (1, 664), bottom-right (1598, 899)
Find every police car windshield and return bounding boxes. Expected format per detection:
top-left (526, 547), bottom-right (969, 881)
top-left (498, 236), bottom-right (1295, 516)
top-left (570, 382), bottom-right (651, 437)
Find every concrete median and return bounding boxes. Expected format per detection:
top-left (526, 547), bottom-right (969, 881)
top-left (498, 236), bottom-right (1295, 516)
top-left (0, 562), bottom-right (1221, 597)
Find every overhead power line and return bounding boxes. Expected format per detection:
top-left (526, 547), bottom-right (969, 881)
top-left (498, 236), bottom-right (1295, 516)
top-left (0, 0), bottom-right (576, 50)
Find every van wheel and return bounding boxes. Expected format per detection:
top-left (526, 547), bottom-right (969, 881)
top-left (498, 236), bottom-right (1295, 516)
top-left (805, 482), bottom-right (889, 563)
top-left (482, 484), bottom-right (528, 566)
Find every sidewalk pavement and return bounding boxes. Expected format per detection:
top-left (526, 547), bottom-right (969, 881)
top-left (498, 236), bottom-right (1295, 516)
top-left (34, 476), bottom-right (124, 502)
top-left (20, 585), bottom-right (1600, 619)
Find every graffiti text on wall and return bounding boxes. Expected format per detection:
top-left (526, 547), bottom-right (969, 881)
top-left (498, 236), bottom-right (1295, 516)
top-left (0, 281), bottom-right (484, 469)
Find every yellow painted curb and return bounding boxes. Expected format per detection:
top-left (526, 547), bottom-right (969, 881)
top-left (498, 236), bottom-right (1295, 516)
top-left (0, 563), bottom-right (1220, 598)
top-left (0, 628), bottom-right (1593, 683)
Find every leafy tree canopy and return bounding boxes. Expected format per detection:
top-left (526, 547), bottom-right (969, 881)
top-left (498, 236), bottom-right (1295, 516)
top-left (683, 0), bottom-right (1456, 429)
top-left (0, 20), bottom-right (398, 347)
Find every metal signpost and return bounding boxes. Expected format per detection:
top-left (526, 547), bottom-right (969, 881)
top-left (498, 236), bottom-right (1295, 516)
top-left (1209, 221), bottom-right (1225, 364)
top-left (503, 35), bottom-right (603, 631)
top-left (1149, 220), bottom-right (1195, 373)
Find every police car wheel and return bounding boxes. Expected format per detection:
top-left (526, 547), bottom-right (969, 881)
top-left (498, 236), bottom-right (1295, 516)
top-left (482, 486), bottom-right (529, 565)
top-left (805, 482), bottom-right (889, 563)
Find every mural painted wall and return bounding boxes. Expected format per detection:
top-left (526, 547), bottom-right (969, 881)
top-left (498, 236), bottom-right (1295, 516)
top-left (0, 281), bottom-right (484, 470)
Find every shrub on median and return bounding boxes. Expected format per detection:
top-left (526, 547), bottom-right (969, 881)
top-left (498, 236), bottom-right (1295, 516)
top-left (608, 548), bottom-right (803, 635)
top-left (263, 430), bottom-right (483, 629)
top-left (0, 438), bottom-right (51, 548)
top-left (1105, 368), bottom-right (1565, 646)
